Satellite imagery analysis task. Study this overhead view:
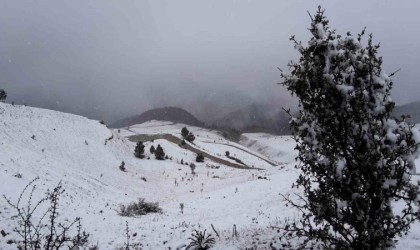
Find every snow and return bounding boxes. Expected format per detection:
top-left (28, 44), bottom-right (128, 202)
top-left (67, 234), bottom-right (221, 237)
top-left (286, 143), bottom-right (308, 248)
top-left (239, 133), bottom-right (298, 166)
top-left (0, 103), bottom-right (296, 249)
top-left (336, 159), bottom-right (346, 179)
top-left (1, 103), bottom-right (420, 249)
top-left (315, 23), bottom-right (326, 39)
top-left (336, 84), bottom-right (354, 95)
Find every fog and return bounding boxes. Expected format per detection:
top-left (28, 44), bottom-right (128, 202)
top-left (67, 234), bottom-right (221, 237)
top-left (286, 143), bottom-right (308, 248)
top-left (1, 0), bottom-right (419, 123)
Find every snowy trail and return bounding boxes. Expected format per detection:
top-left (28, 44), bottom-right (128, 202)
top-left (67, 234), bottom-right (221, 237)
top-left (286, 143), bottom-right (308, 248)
top-left (128, 133), bottom-right (261, 170)
top-left (201, 141), bottom-right (278, 166)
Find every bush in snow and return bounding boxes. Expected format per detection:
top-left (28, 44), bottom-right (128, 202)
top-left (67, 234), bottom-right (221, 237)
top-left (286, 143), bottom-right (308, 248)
top-left (181, 127), bottom-right (196, 143)
top-left (279, 6), bottom-right (420, 249)
top-left (116, 221), bottom-right (142, 250)
top-left (149, 145), bottom-right (155, 154)
top-left (186, 229), bottom-right (215, 250)
top-left (13, 173), bottom-right (22, 179)
top-left (190, 163), bottom-right (196, 175)
top-left (154, 144), bottom-right (165, 160)
top-left (0, 89), bottom-right (6, 102)
top-left (118, 198), bottom-right (162, 217)
top-left (196, 153), bottom-right (204, 163)
top-left (119, 161), bottom-right (126, 172)
top-left (134, 141), bottom-right (145, 158)
top-left (3, 178), bottom-right (90, 249)
top-left (186, 132), bottom-right (196, 143)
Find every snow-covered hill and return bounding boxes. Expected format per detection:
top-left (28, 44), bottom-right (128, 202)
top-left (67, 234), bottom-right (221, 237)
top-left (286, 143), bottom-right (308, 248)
top-left (0, 103), bottom-right (296, 249)
top-left (1, 103), bottom-right (420, 249)
top-left (239, 133), bottom-right (297, 165)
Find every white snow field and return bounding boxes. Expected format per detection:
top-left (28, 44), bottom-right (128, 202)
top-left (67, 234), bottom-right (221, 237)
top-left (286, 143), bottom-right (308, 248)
top-left (1, 102), bottom-right (420, 249)
top-left (240, 133), bottom-right (297, 166)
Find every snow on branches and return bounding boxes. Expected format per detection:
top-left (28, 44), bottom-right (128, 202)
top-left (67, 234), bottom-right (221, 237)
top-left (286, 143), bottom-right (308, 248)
top-left (279, 6), bottom-right (420, 249)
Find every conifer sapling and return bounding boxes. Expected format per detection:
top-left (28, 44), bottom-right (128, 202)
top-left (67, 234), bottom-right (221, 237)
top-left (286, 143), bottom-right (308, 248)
top-left (279, 6), bottom-right (420, 249)
top-left (154, 144), bottom-right (165, 160)
top-left (134, 141), bottom-right (145, 159)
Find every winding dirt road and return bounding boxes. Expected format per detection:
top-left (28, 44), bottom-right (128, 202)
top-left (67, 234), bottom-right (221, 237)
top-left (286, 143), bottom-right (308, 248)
top-left (200, 141), bottom-right (278, 167)
top-left (128, 133), bottom-right (264, 170)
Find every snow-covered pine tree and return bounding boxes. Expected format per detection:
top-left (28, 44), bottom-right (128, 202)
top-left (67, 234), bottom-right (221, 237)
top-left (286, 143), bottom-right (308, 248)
top-left (134, 141), bottom-right (145, 159)
top-left (154, 144), bottom-right (165, 160)
top-left (186, 132), bottom-right (196, 143)
top-left (280, 6), bottom-right (420, 249)
top-left (181, 127), bottom-right (189, 139)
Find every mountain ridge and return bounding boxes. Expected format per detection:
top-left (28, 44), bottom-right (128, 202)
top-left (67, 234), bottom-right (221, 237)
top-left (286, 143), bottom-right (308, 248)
top-left (394, 101), bottom-right (420, 124)
top-left (110, 106), bottom-right (205, 128)
top-left (211, 103), bottom-right (291, 135)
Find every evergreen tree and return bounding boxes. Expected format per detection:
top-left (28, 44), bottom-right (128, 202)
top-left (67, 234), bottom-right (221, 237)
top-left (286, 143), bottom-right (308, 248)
top-left (279, 6), bottom-right (420, 249)
top-left (181, 127), bottom-right (189, 138)
top-left (134, 141), bottom-right (145, 158)
top-left (154, 144), bottom-right (165, 160)
top-left (196, 153), bottom-right (204, 163)
top-left (186, 132), bottom-right (195, 143)
top-left (181, 126), bottom-right (196, 142)
top-left (0, 89), bottom-right (6, 102)
top-left (150, 145), bottom-right (155, 154)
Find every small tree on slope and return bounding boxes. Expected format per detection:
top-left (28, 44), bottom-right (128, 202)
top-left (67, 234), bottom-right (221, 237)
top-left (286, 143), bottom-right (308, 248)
top-left (134, 141), bottom-right (145, 158)
top-left (181, 127), bottom-right (196, 143)
top-left (279, 6), bottom-right (420, 249)
top-left (186, 132), bottom-right (196, 143)
top-left (196, 153), bottom-right (204, 163)
top-left (154, 144), bottom-right (165, 160)
top-left (181, 127), bottom-right (189, 139)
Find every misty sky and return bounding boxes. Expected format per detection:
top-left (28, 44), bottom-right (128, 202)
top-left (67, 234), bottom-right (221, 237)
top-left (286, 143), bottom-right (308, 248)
top-left (0, 1), bottom-right (419, 123)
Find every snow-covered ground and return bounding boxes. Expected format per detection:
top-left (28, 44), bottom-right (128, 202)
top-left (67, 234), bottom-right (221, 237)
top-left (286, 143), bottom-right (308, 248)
top-left (240, 133), bottom-right (297, 165)
top-left (122, 121), bottom-right (276, 169)
top-left (1, 103), bottom-right (420, 249)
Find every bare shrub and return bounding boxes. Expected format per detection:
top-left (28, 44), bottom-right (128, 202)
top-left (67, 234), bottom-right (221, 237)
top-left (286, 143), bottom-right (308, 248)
top-left (118, 198), bottom-right (162, 217)
top-left (116, 221), bottom-right (142, 250)
top-left (3, 178), bottom-right (90, 249)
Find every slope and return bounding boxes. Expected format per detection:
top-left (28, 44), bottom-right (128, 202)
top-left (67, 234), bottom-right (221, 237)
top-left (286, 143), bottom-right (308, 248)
top-left (394, 101), bottom-right (420, 124)
top-left (0, 103), bottom-right (291, 249)
top-left (1, 103), bottom-right (419, 249)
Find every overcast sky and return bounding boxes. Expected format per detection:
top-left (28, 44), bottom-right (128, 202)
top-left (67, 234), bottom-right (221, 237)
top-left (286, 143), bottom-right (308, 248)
top-left (0, 0), bottom-right (419, 122)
